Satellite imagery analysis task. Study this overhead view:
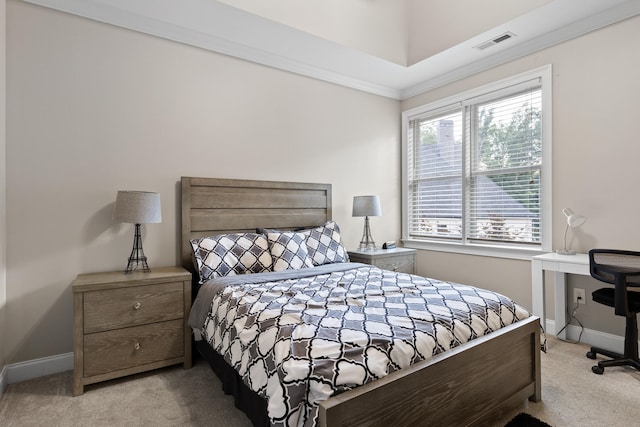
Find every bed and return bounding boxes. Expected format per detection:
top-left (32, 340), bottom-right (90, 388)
top-left (181, 176), bottom-right (541, 427)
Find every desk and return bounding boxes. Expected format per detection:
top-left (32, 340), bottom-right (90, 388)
top-left (531, 252), bottom-right (589, 339)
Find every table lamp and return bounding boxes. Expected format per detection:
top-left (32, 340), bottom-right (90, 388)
top-left (114, 190), bottom-right (162, 273)
top-left (352, 195), bottom-right (382, 251)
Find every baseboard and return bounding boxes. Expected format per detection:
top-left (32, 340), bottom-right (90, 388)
top-left (0, 364), bottom-right (7, 399)
top-left (544, 319), bottom-right (637, 353)
top-left (0, 352), bottom-right (73, 400)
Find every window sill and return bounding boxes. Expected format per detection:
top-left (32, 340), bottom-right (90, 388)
top-left (401, 238), bottom-right (547, 261)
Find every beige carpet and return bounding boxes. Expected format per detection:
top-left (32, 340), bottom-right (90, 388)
top-left (2, 337), bottom-right (640, 426)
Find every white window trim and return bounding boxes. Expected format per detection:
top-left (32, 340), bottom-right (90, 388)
top-left (401, 65), bottom-right (552, 260)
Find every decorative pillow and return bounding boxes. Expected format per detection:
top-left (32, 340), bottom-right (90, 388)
top-left (298, 221), bottom-right (350, 266)
top-left (267, 231), bottom-right (315, 272)
top-left (190, 233), bottom-right (272, 282)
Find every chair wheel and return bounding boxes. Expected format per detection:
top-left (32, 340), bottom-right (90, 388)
top-left (592, 365), bottom-right (604, 375)
top-left (586, 351), bottom-right (597, 359)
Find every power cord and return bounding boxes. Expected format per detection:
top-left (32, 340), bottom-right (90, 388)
top-left (555, 297), bottom-right (585, 344)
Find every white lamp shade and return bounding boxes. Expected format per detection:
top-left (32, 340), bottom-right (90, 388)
top-left (352, 195), bottom-right (382, 217)
top-left (562, 208), bottom-right (586, 228)
top-left (114, 191), bottom-right (162, 224)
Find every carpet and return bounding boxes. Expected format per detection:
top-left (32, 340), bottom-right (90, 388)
top-left (504, 412), bottom-right (553, 427)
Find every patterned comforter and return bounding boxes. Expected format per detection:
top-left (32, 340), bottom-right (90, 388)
top-left (188, 262), bottom-right (530, 427)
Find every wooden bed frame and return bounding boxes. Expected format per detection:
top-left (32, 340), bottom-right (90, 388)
top-left (181, 176), bottom-right (541, 426)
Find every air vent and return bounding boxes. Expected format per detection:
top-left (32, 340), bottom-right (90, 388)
top-left (474, 32), bottom-right (516, 50)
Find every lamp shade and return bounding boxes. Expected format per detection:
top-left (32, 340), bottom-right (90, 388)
top-left (114, 191), bottom-right (162, 224)
top-left (562, 208), bottom-right (586, 228)
top-left (352, 195), bottom-right (382, 217)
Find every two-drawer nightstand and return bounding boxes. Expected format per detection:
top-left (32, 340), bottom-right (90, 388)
top-left (348, 248), bottom-right (417, 274)
top-left (72, 266), bottom-right (192, 396)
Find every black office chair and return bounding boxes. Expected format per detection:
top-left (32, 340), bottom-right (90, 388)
top-left (586, 249), bottom-right (640, 374)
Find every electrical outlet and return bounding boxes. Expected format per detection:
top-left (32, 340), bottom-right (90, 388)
top-left (573, 288), bottom-right (586, 304)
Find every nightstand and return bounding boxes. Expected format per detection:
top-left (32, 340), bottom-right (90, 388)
top-left (72, 266), bottom-right (192, 396)
top-left (348, 248), bottom-right (417, 274)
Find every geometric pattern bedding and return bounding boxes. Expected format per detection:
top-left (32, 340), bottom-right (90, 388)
top-left (266, 231), bottom-right (315, 271)
top-left (297, 221), bottom-right (349, 266)
top-left (190, 264), bottom-right (530, 427)
top-left (259, 221), bottom-right (350, 267)
top-left (190, 233), bottom-right (272, 282)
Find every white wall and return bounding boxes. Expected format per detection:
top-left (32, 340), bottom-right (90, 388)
top-left (219, 0), bottom-right (408, 65)
top-left (0, 0), bottom-right (7, 373)
top-left (406, 0), bottom-right (551, 65)
top-left (5, 0), bottom-right (400, 364)
top-left (4, 0), bottom-right (639, 369)
top-left (218, 0), bottom-right (551, 67)
top-left (403, 14), bottom-right (640, 336)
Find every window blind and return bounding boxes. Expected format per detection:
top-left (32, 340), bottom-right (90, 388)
top-left (468, 88), bottom-right (542, 244)
top-left (407, 109), bottom-right (463, 240)
top-left (406, 83), bottom-right (542, 247)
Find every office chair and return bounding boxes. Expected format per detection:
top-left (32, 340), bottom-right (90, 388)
top-left (586, 249), bottom-right (640, 374)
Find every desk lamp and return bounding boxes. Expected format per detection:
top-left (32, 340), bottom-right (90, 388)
top-left (557, 208), bottom-right (586, 255)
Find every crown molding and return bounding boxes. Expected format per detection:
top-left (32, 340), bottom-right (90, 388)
top-left (400, 0), bottom-right (640, 99)
top-left (21, 0), bottom-right (640, 100)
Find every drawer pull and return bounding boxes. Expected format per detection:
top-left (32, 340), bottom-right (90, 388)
top-left (134, 342), bottom-right (141, 351)
top-left (133, 302), bottom-right (142, 310)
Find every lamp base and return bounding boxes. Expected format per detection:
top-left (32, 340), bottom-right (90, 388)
top-left (556, 249), bottom-right (577, 255)
top-left (358, 243), bottom-right (377, 251)
top-left (358, 216), bottom-right (376, 251)
top-left (124, 223), bottom-right (151, 273)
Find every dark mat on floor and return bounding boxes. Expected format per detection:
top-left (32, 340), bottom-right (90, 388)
top-left (505, 412), bottom-right (553, 427)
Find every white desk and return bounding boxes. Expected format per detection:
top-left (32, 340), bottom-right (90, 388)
top-left (531, 252), bottom-right (589, 339)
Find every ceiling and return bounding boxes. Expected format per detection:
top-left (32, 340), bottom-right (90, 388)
top-left (217, 0), bottom-right (554, 66)
top-left (24, 0), bottom-right (640, 100)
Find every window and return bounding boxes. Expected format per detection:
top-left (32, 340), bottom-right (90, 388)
top-left (402, 66), bottom-right (551, 258)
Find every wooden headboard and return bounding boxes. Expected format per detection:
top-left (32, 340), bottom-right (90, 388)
top-left (181, 177), bottom-right (332, 273)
